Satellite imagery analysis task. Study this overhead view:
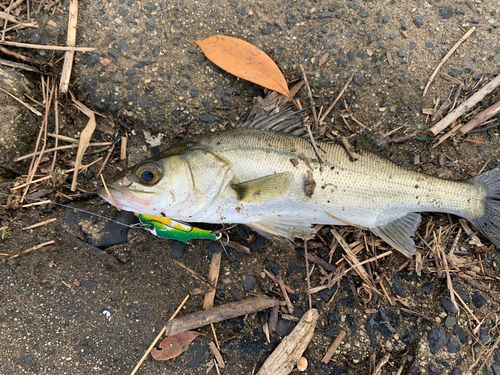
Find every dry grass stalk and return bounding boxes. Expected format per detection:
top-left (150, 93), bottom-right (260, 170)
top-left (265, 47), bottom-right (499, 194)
top-left (459, 100), bottom-right (500, 135)
top-left (264, 268), bottom-right (295, 294)
top-left (100, 174), bottom-right (120, 211)
top-left (372, 353), bottom-right (390, 375)
top-left (59, 0), bottom-right (78, 94)
top-left (0, 87), bottom-right (42, 116)
top-left (0, 40), bottom-right (95, 51)
top-left (129, 294), bottom-right (190, 375)
top-left (303, 240), bottom-right (312, 310)
top-left (9, 240), bottom-right (55, 259)
top-left (277, 275), bottom-right (294, 314)
top-left (319, 71), bottom-right (355, 123)
top-left (435, 229), bottom-right (460, 314)
top-left (22, 217), bottom-right (57, 230)
top-left (321, 329), bottom-right (346, 363)
top-left (423, 27), bottom-right (476, 96)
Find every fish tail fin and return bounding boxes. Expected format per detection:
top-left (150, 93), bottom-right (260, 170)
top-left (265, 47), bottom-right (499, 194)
top-left (469, 166), bottom-right (500, 248)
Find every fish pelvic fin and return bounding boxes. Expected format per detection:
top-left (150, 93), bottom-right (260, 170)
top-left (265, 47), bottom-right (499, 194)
top-left (469, 166), bottom-right (500, 248)
top-left (371, 213), bottom-right (422, 258)
top-left (247, 219), bottom-right (316, 240)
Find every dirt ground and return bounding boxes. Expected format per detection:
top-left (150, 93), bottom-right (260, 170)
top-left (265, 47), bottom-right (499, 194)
top-left (1, 0), bottom-right (500, 374)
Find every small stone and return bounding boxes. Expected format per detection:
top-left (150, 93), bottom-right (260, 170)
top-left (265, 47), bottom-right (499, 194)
top-left (112, 71), bottom-right (126, 83)
top-left (261, 28), bottom-right (270, 35)
top-left (456, 290), bottom-right (470, 305)
top-left (397, 50), bottom-right (407, 58)
top-left (21, 355), bottom-right (33, 363)
top-left (353, 74), bottom-right (363, 86)
top-left (152, 46), bottom-right (160, 57)
top-left (317, 12), bottom-right (333, 19)
top-left (108, 50), bottom-right (121, 59)
top-left (236, 6), bottom-right (246, 15)
top-left (450, 369), bottom-right (461, 375)
top-left (190, 88), bottom-right (198, 97)
top-left (453, 326), bottom-right (468, 344)
top-left (428, 326), bottom-right (447, 354)
top-left (479, 329), bottom-right (492, 345)
top-left (242, 275), bottom-right (255, 291)
top-left (348, 1), bottom-right (359, 10)
top-left (465, 0), bottom-right (474, 10)
top-left (426, 42), bottom-right (435, 51)
top-left (401, 328), bottom-right (414, 345)
top-left (126, 69), bottom-right (136, 77)
top-left (441, 5), bottom-right (453, 19)
top-left (145, 19), bottom-right (156, 31)
top-left (389, 33), bottom-right (398, 39)
top-left (441, 297), bottom-right (458, 314)
top-left (400, 19), bottom-right (407, 30)
top-left (358, 8), bottom-right (368, 17)
top-left (277, 320), bottom-right (295, 336)
top-left (472, 291), bottom-right (487, 308)
top-left (118, 40), bottom-right (129, 52)
top-left (409, 41), bottom-right (417, 50)
top-left (170, 242), bottom-right (186, 259)
top-left (444, 316), bottom-right (456, 327)
top-left (456, 6), bottom-right (465, 15)
top-left (413, 16), bottom-right (423, 28)
top-left (447, 338), bottom-right (460, 353)
top-left (392, 278), bottom-right (404, 297)
top-left (336, 58), bottom-right (347, 67)
top-left (201, 114), bottom-right (215, 124)
top-left (383, 13), bottom-right (389, 23)
top-left (81, 279), bottom-right (97, 289)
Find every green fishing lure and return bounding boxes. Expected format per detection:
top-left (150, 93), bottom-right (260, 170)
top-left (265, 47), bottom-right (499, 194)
top-left (135, 213), bottom-right (219, 243)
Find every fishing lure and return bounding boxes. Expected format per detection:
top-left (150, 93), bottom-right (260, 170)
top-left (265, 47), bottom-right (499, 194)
top-left (135, 213), bottom-right (220, 243)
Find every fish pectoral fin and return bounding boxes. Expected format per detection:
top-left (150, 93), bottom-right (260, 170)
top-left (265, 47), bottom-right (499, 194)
top-left (231, 172), bottom-right (292, 204)
top-left (247, 219), bottom-right (316, 240)
top-left (370, 213), bottom-right (422, 258)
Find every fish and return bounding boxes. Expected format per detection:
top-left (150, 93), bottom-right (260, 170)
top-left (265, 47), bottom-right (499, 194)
top-left (98, 109), bottom-right (500, 258)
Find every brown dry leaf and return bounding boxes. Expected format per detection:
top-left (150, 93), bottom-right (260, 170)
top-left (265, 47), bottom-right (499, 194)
top-left (69, 92), bottom-right (97, 191)
top-left (150, 331), bottom-right (204, 361)
top-left (196, 35), bottom-right (296, 106)
top-left (318, 53), bottom-right (329, 67)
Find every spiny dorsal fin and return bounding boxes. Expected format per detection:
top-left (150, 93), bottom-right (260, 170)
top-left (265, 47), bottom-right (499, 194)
top-left (238, 109), bottom-right (309, 137)
top-left (357, 129), bottom-right (388, 154)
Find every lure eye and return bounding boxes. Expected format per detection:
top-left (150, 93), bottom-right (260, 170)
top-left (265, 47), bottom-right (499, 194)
top-left (135, 163), bottom-right (162, 185)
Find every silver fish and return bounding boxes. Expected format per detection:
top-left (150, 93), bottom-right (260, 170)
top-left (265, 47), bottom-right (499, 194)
top-left (98, 110), bottom-right (500, 257)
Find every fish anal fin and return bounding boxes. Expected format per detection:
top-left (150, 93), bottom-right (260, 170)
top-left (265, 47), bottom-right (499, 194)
top-left (232, 172), bottom-right (292, 204)
top-left (371, 213), bottom-right (422, 258)
top-left (247, 219), bottom-right (316, 240)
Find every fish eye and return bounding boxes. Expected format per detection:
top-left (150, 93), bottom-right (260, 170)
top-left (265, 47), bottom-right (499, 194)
top-left (135, 163), bottom-right (162, 185)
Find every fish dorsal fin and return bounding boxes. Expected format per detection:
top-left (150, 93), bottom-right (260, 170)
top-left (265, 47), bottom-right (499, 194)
top-left (247, 219), bottom-right (316, 240)
top-left (231, 172), bottom-right (292, 204)
top-left (370, 213), bottom-right (422, 258)
top-left (357, 129), bottom-right (388, 155)
top-left (238, 109), bottom-right (309, 137)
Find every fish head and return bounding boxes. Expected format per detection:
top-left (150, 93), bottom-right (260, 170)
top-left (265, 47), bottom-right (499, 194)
top-left (97, 153), bottom-right (196, 217)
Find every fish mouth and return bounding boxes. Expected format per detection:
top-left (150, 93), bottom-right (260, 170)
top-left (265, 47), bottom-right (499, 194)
top-left (97, 183), bottom-right (156, 212)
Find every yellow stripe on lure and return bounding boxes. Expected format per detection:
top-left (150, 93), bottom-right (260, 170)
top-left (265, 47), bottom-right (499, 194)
top-left (135, 213), bottom-right (220, 243)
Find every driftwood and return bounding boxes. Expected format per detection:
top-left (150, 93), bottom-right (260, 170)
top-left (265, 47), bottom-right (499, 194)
top-left (256, 309), bottom-right (319, 375)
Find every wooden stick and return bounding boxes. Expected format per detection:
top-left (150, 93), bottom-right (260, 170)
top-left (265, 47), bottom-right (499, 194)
top-left (256, 309), bottom-right (319, 375)
top-left (129, 294), bottom-right (189, 375)
top-left (429, 73), bottom-right (500, 135)
top-left (264, 268), bottom-right (295, 294)
top-left (277, 275), bottom-right (294, 314)
top-left (203, 252), bottom-right (221, 309)
top-left (321, 329), bottom-right (346, 363)
top-left (0, 40), bottom-right (95, 51)
top-left (459, 100), bottom-right (500, 135)
top-left (209, 342), bottom-right (225, 369)
top-left (14, 142), bottom-right (111, 162)
top-left (0, 10), bottom-right (18, 24)
top-left (164, 296), bottom-right (278, 336)
top-left (331, 229), bottom-right (371, 285)
top-left (373, 354), bottom-right (391, 375)
top-left (423, 27), bottom-right (476, 96)
top-left (59, 0), bottom-right (78, 94)
top-left (9, 240), bottom-right (55, 259)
